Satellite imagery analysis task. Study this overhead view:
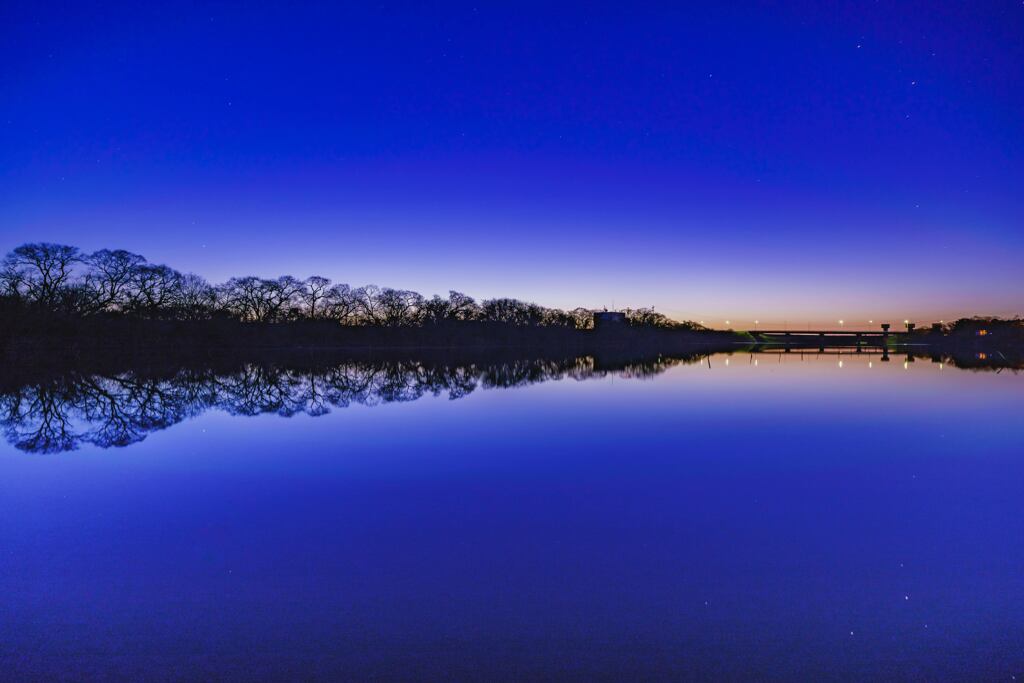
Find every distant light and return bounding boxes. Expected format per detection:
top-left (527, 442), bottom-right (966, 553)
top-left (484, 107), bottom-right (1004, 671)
top-left (904, 320), bottom-right (910, 324)
top-left (869, 362), bottom-right (873, 368)
top-left (725, 358), bottom-right (730, 366)
top-left (904, 361), bottom-right (909, 370)
top-left (838, 320), bottom-right (844, 325)
top-left (838, 360), bottom-right (844, 368)
top-left (868, 320), bottom-right (873, 324)
top-left (725, 320), bottom-right (730, 325)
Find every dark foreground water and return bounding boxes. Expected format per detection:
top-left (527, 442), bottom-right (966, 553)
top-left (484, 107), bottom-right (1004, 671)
top-left (1, 351), bottom-right (1022, 681)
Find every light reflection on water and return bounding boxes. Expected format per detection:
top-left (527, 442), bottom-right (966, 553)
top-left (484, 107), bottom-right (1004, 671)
top-left (1, 350), bottom-right (1016, 455)
top-left (0, 351), bottom-right (1022, 681)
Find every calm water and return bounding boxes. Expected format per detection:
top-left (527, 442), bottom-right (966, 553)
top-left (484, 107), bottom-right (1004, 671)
top-left (1, 351), bottom-right (1022, 681)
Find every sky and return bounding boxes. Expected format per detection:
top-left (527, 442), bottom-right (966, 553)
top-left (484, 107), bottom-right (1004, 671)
top-left (2, 1), bottom-right (1021, 328)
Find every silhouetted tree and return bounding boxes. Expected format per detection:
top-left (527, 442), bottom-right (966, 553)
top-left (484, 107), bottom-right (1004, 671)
top-left (175, 273), bottom-right (216, 320)
top-left (571, 307), bottom-right (594, 330)
top-left (84, 249), bottom-right (147, 312)
top-left (447, 291), bottom-right (480, 321)
top-left (377, 288), bottom-right (423, 326)
top-left (352, 285), bottom-right (383, 325)
top-left (2, 243), bottom-right (81, 307)
top-left (126, 264), bottom-right (183, 317)
top-left (1, 241), bottom-right (711, 332)
top-left (323, 283), bottom-right (359, 324)
top-left (302, 276), bottom-right (332, 319)
top-left (422, 291), bottom-right (481, 324)
top-left (219, 275), bottom-right (303, 322)
top-left (1, 261), bottom-right (25, 298)
top-left (482, 298), bottom-right (547, 326)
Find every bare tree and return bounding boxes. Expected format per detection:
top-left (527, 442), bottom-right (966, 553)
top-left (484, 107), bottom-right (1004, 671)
top-left (127, 264), bottom-right (182, 316)
top-left (570, 307), bottom-right (594, 330)
top-left (218, 276), bottom-right (265, 321)
top-left (176, 273), bottom-right (216, 320)
top-left (421, 291), bottom-right (479, 324)
top-left (84, 249), bottom-right (147, 312)
top-left (624, 307), bottom-right (676, 328)
top-left (447, 291), bottom-right (479, 321)
top-left (1, 240), bottom-right (699, 333)
top-left (323, 283), bottom-right (358, 324)
top-left (269, 276), bottom-right (306, 321)
top-left (482, 298), bottom-right (546, 326)
top-left (218, 275), bottom-right (304, 322)
top-left (352, 285), bottom-right (383, 325)
top-left (302, 276), bottom-right (332, 319)
top-left (421, 294), bottom-right (451, 324)
top-left (2, 243), bottom-right (81, 307)
top-left (376, 288), bottom-right (423, 326)
top-left (0, 261), bottom-right (26, 298)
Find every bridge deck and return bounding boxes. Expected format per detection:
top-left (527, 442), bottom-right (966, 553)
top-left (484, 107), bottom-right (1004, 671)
top-left (752, 329), bottom-right (902, 336)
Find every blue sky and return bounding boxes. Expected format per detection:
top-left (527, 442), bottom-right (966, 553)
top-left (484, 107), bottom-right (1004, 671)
top-left (2, 1), bottom-right (1021, 326)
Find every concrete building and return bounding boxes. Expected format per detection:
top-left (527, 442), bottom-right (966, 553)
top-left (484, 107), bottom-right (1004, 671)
top-left (593, 311), bottom-right (627, 330)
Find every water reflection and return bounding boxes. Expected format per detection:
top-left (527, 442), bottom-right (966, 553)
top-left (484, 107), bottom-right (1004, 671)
top-left (0, 354), bottom-right (705, 453)
top-left (1, 348), bottom-right (1018, 454)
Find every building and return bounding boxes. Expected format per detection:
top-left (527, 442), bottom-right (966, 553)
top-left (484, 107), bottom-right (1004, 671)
top-left (593, 311), bottom-right (627, 330)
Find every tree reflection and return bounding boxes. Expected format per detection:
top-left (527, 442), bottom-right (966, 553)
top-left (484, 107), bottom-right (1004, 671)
top-left (0, 354), bottom-right (704, 454)
top-left (3, 349), bottom-right (1016, 454)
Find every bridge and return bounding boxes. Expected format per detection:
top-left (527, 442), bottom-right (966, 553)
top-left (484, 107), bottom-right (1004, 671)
top-left (745, 324), bottom-right (917, 349)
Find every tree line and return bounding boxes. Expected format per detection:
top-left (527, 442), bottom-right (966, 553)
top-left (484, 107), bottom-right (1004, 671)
top-left (1, 242), bottom-right (700, 330)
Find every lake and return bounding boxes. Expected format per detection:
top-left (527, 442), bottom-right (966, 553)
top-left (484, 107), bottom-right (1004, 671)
top-left (1, 350), bottom-right (1022, 681)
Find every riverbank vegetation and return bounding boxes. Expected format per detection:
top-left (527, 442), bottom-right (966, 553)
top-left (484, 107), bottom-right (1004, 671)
top-left (1, 242), bottom-right (718, 355)
top-left (3, 242), bottom-right (1019, 357)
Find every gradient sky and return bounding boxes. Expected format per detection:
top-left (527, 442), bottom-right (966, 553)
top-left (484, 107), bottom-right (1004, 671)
top-left (2, 1), bottom-right (1021, 327)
